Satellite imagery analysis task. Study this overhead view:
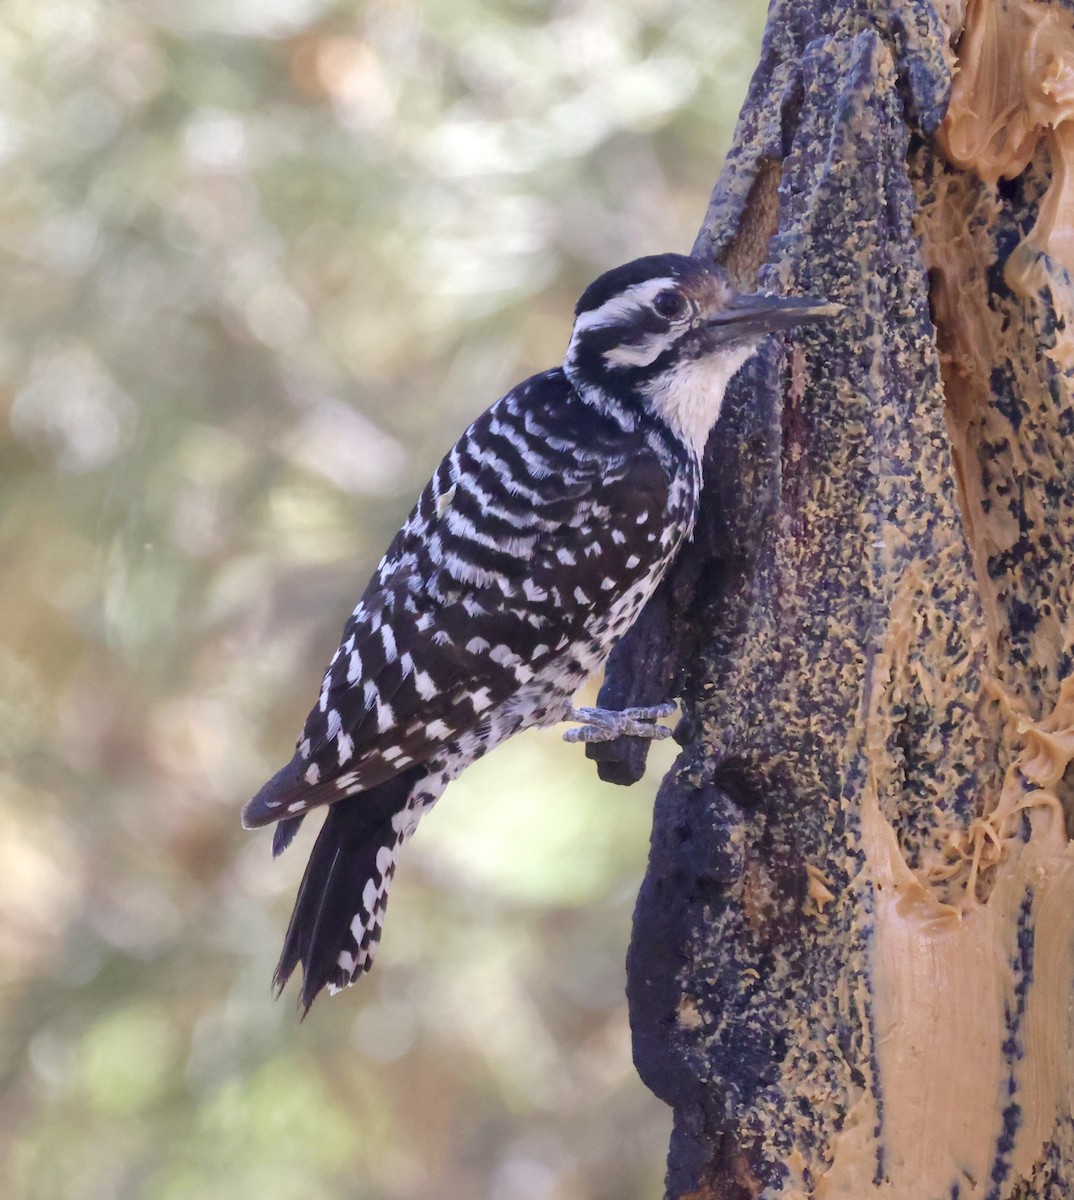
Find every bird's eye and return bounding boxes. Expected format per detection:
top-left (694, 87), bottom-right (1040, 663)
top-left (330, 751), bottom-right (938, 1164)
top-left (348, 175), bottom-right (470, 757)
top-left (652, 289), bottom-right (686, 319)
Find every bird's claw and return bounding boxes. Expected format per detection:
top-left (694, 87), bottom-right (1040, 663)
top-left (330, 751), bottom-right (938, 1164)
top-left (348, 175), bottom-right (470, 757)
top-left (563, 702), bottom-right (677, 744)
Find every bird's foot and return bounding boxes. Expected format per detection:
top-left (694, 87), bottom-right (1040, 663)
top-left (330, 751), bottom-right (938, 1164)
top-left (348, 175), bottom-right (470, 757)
top-left (563, 702), bottom-right (676, 744)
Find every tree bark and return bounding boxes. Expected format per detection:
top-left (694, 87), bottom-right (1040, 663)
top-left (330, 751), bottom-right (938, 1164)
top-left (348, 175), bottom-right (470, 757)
top-left (589, 1), bottom-right (1074, 1195)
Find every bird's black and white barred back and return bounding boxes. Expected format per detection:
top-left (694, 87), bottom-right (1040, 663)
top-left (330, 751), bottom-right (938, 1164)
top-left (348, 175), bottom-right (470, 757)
top-left (244, 253), bottom-right (836, 1013)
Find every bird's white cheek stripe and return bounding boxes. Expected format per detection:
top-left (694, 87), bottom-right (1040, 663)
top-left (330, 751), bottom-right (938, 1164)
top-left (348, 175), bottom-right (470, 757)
top-left (572, 277), bottom-right (679, 333)
top-left (603, 335), bottom-right (674, 369)
top-left (567, 277), bottom-right (681, 364)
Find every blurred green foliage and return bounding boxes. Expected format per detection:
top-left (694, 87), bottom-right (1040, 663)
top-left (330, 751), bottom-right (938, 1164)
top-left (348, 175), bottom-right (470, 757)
top-left (0, 1), bottom-right (765, 1196)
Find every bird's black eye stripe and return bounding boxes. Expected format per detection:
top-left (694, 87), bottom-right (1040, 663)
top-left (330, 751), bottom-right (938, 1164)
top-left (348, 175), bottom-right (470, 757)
top-left (652, 289), bottom-right (686, 319)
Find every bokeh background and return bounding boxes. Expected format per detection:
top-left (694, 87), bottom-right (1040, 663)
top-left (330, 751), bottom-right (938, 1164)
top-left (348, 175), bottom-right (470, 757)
top-left (0, 2), bottom-right (766, 1197)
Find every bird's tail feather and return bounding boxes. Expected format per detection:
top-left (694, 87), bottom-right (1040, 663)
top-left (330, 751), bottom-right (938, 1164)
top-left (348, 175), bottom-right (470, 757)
top-left (273, 769), bottom-right (421, 1014)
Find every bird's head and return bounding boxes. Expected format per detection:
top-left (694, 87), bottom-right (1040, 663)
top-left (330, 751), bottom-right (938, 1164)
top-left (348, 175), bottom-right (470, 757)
top-left (564, 254), bottom-right (838, 453)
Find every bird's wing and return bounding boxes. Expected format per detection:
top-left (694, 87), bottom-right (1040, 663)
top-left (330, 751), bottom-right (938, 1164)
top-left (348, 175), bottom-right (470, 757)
top-left (243, 376), bottom-right (676, 830)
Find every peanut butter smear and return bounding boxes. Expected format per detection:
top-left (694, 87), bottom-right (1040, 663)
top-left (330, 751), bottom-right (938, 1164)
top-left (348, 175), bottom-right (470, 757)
top-left (938, 0), bottom-right (1074, 274)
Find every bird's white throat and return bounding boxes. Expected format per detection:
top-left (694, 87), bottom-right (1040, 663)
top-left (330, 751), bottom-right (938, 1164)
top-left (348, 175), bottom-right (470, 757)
top-left (641, 340), bottom-right (758, 455)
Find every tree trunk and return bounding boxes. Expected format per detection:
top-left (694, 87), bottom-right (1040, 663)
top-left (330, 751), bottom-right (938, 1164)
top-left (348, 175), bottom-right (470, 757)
top-left (589, 1), bottom-right (1074, 1195)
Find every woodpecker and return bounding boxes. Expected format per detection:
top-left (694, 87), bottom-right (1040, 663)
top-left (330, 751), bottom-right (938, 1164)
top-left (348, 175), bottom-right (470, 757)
top-left (244, 253), bottom-right (835, 1012)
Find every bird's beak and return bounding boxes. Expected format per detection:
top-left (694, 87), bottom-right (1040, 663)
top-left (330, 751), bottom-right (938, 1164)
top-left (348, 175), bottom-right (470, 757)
top-left (707, 293), bottom-right (841, 341)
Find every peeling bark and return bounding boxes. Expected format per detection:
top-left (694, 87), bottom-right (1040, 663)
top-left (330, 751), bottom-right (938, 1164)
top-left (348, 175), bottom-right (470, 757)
top-left (593, 2), bottom-right (1074, 1196)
